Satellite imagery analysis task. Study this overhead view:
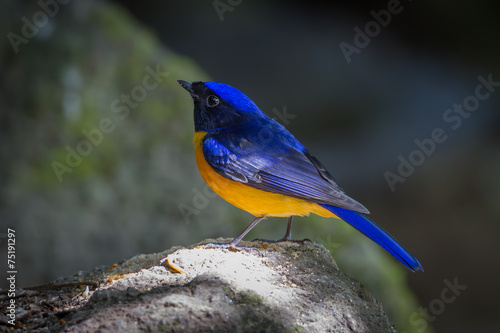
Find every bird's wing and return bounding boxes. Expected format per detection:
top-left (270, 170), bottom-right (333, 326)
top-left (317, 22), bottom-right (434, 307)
top-left (202, 121), bottom-right (369, 214)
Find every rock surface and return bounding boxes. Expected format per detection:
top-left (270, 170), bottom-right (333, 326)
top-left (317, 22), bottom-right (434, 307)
top-left (0, 239), bottom-right (396, 332)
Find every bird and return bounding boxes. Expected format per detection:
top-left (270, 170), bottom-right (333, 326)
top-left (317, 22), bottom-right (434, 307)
top-left (178, 80), bottom-right (423, 272)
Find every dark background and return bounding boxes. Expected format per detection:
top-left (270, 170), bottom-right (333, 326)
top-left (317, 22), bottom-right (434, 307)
top-left (1, 1), bottom-right (499, 332)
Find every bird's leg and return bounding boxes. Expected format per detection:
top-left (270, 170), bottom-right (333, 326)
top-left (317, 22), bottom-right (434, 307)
top-left (252, 216), bottom-right (312, 243)
top-left (229, 216), bottom-right (265, 246)
top-left (281, 216), bottom-right (293, 240)
top-left (201, 216), bottom-right (265, 252)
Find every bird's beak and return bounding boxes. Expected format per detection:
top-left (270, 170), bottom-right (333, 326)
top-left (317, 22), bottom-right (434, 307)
top-left (177, 80), bottom-right (192, 92)
top-left (177, 80), bottom-right (199, 100)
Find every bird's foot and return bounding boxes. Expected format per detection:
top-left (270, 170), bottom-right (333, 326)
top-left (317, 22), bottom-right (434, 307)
top-left (197, 242), bottom-right (261, 254)
top-left (252, 237), bottom-right (312, 244)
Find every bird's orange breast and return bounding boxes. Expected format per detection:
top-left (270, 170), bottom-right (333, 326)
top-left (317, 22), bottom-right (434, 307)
top-left (193, 131), bottom-right (337, 218)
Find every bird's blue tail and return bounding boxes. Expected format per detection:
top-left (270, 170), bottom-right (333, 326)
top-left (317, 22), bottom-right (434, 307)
top-left (321, 204), bottom-right (423, 272)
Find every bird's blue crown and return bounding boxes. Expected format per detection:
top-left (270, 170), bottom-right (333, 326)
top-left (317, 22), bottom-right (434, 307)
top-left (205, 82), bottom-right (264, 115)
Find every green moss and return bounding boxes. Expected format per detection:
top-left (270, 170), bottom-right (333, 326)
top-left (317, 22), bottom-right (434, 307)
top-left (233, 290), bottom-right (265, 306)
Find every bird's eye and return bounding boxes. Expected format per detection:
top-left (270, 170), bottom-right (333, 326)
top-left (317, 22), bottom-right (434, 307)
top-left (206, 95), bottom-right (220, 107)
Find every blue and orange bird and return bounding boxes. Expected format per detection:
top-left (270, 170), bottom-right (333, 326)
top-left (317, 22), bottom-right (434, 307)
top-left (178, 80), bottom-right (423, 272)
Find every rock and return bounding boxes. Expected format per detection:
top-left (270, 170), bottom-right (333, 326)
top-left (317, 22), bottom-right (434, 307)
top-left (1, 239), bottom-right (397, 332)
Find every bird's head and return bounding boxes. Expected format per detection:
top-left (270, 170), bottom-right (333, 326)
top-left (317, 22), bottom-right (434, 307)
top-left (178, 80), bottom-right (265, 132)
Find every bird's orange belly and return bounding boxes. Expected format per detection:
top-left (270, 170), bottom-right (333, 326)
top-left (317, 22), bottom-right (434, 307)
top-left (193, 132), bottom-right (337, 218)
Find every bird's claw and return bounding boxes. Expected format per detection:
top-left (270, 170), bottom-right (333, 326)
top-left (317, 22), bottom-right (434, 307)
top-left (252, 237), bottom-right (312, 244)
top-left (199, 242), bottom-right (261, 254)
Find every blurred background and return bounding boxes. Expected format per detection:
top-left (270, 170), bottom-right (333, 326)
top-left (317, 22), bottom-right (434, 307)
top-left (1, 0), bottom-right (499, 332)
